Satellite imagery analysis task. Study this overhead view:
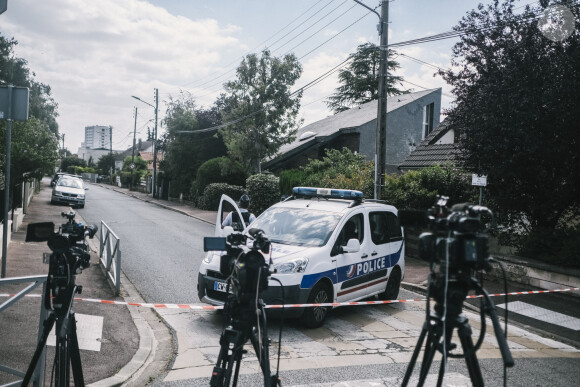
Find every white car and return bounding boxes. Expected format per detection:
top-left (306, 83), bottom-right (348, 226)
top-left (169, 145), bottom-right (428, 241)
top-left (197, 187), bottom-right (405, 328)
top-left (51, 175), bottom-right (87, 208)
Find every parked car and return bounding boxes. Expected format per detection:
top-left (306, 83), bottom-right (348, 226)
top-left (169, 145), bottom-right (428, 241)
top-left (50, 172), bottom-right (65, 187)
top-left (51, 175), bottom-right (88, 208)
top-left (198, 187), bottom-right (405, 328)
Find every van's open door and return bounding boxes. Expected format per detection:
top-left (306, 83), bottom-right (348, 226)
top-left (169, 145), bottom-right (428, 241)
top-left (215, 194), bottom-right (246, 237)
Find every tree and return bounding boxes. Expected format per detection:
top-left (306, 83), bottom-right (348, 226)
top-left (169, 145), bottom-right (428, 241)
top-left (0, 34), bottom-right (59, 135)
top-left (2, 117), bottom-right (59, 186)
top-left (60, 155), bottom-right (86, 173)
top-left (440, 0), bottom-right (580, 232)
top-left (326, 43), bottom-right (407, 113)
top-left (219, 49), bottom-right (303, 173)
top-left (96, 153), bottom-right (116, 176)
top-left (0, 34), bottom-right (60, 192)
top-left (161, 92), bottom-right (227, 196)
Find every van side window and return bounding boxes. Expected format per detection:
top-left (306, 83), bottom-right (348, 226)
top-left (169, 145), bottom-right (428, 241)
top-left (332, 213), bottom-right (365, 255)
top-left (370, 211), bottom-right (402, 245)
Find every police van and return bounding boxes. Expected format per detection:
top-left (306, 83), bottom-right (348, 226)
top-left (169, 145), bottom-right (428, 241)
top-left (197, 187), bottom-right (405, 328)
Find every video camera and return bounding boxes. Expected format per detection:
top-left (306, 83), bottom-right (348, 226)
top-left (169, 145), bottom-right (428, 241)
top-left (26, 211), bottom-right (98, 311)
top-left (204, 228), bottom-right (271, 304)
top-left (417, 196), bottom-right (492, 272)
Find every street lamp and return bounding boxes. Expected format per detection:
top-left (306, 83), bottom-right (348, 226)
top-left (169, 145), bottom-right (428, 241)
top-left (131, 89), bottom-right (159, 198)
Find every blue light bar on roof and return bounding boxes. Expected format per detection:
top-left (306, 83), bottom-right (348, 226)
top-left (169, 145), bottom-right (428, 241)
top-left (292, 187), bottom-right (363, 200)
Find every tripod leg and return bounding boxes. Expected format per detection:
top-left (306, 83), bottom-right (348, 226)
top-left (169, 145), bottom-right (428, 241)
top-left (210, 327), bottom-right (245, 387)
top-left (456, 316), bottom-right (484, 387)
top-left (22, 313), bottom-right (56, 386)
top-left (418, 320), bottom-right (443, 387)
top-left (55, 318), bottom-right (70, 387)
top-left (249, 310), bottom-right (272, 387)
top-left (68, 312), bottom-right (85, 386)
top-left (402, 320), bottom-right (429, 386)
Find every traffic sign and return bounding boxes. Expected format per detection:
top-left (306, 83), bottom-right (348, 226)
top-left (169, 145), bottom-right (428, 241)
top-left (472, 174), bottom-right (487, 187)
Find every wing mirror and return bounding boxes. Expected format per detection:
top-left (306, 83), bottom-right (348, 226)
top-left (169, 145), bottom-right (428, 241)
top-left (342, 238), bottom-right (361, 253)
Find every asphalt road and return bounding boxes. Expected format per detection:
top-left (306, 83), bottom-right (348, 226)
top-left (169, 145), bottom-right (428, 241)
top-left (78, 183), bottom-right (212, 304)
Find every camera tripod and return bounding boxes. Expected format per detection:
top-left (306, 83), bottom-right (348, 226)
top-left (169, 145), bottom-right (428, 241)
top-left (210, 295), bottom-right (280, 387)
top-left (22, 283), bottom-right (85, 387)
top-left (402, 273), bottom-right (513, 387)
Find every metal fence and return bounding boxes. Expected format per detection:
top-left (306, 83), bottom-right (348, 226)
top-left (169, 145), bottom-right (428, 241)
top-left (98, 220), bottom-right (121, 296)
top-left (0, 275), bottom-right (48, 387)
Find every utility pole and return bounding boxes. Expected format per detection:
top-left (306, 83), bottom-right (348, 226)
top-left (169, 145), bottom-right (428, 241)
top-left (131, 107), bottom-right (137, 191)
top-left (61, 133), bottom-right (65, 157)
top-left (353, 0), bottom-right (388, 199)
top-left (152, 88), bottom-right (158, 198)
top-left (109, 126), bottom-right (113, 185)
top-left (375, 0), bottom-right (389, 200)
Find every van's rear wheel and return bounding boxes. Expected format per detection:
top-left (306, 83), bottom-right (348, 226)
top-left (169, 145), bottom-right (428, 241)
top-left (379, 267), bottom-right (401, 301)
top-left (301, 282), bottom-right (332, 328)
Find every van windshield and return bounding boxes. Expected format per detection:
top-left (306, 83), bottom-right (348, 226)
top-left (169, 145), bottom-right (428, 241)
top-left (251, 207), bottom-right (341, 247)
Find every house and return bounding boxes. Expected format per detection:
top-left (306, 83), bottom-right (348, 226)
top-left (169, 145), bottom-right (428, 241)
top-left (398, 118), bottom-right (461, 171)
top-left (263, 88), bottom-right (442, 174)
top-left (115, 140), bottom-right (163, 173)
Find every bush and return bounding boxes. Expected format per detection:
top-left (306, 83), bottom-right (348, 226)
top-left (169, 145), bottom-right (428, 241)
top-left (279, 169), bottom-right (307, 196)
top-left (518, 225), bottom-right (580, 268)
top-left (198, 183), bottom-right (245, 211)
top-left (246, 174), bottom-right (280, 216)
top-left (383, 163), bottom-right (475, 210)
top-left (193, 157), bottom-right (247, 198)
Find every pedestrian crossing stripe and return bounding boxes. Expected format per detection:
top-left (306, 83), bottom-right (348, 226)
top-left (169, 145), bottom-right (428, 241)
top-left (497, 301), bottom-right (580, 331)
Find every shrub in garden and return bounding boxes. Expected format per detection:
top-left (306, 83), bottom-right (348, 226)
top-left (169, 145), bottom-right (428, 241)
top-left (246, 174), bottom-right (280, 216)
top-left (193, 157), bottom-right (246, 198)
top-left (198, 183), bottom-right (245, 211)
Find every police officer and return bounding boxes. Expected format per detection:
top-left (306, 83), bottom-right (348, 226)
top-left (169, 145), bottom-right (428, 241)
top-left (222, 194), bottom-right (256, 230)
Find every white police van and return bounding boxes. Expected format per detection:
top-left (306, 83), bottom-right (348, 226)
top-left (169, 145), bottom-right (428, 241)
top-left (197, 187), bottom-right (405, 328)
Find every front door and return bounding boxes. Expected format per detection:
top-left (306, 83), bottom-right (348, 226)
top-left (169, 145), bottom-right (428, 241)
top-left (332, 212), bottom-right (372, 302)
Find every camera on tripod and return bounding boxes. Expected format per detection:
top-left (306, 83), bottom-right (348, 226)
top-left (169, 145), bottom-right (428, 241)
top-left (418, 196), bottom-right (492, 271)
top-left (25, 210), bottom-right (98, 310)
top-left (204, 228), bottom-right (271, 304)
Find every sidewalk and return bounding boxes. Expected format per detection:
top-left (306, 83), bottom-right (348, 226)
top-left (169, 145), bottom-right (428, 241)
top-left (0, 179), bottom-right (139, 386)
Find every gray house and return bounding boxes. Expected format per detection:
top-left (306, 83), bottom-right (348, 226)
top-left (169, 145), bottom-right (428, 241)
top-left (263, 88), bottom-right (441, 174)
top-left (398, 118), bottom-right (461, 171)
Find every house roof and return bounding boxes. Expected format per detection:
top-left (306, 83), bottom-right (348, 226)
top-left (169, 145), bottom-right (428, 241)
top-left (398, 118), bottom-right (461, 170)
top-left (115, 140), bottom-right (154, 161)
top-left (265, 88), bottom-right (441, 168)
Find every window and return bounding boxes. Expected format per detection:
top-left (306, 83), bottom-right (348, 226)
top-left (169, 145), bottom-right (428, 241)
top-left (423, 102), bottom-right (434, 138)
top-left (331, 213), bottom-right (365, 256)
top-left (369, 212), bottom-right (402, 245)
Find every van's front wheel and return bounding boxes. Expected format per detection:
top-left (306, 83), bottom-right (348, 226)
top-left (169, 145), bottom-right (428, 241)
top-left (379, 266), bottom-right (401, 301)
top-left (301, 282), bottom-right (332, 328)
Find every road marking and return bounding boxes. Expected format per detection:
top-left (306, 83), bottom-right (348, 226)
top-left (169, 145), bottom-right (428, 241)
top-left (47, 313), bottom-right (104, 351)
top-left (497, 301), bottom-right (580, 331)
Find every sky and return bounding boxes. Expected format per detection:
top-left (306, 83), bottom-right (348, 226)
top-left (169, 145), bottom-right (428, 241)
top-left (0, 0), bottom-right (538, 153)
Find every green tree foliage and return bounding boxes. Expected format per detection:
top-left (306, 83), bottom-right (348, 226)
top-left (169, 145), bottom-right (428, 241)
top-left (0, 34), bottom-right (59, 135)
top-left (161, 92), bottom-right (227, 195)
top-left (326, 43), bottom-right (407, 113)
top-left (440, 0), bottom-right (580, 232)
top-left (1, 34), bottom-right (60, 191)
top-left (246, 173), bottom-right (279, 216)
top-left (193, 156), bottom-right (247, 200)
top-left (2, 117), bottom-right (59, 185)
top-left (382, 164), bottom-right (474, 210)
top-left (301, 148), bottom-right (375, 198)
top-left (96, 153), bottom-right (116, 176)
top-left (60, 155), bottom-right (86, 173)
top-left (219, 49), bottom-right (303, 173)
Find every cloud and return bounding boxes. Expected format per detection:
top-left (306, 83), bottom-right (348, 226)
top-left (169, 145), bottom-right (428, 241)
top-left (2, 0), bottom-right (242, 150)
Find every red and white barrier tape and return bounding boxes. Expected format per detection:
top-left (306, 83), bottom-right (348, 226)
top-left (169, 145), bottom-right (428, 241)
top-left (1, 287), bottom-right (578, 310)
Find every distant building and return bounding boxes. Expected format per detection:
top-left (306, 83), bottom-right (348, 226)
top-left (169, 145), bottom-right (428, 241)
top-left (77, 125), bottom-right (120, 164)
top-left (84, 125), bottom-right (111, 149)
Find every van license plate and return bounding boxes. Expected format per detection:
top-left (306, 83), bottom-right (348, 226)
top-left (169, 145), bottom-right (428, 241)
top-left (214, 282), bottom-right (228, 292)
